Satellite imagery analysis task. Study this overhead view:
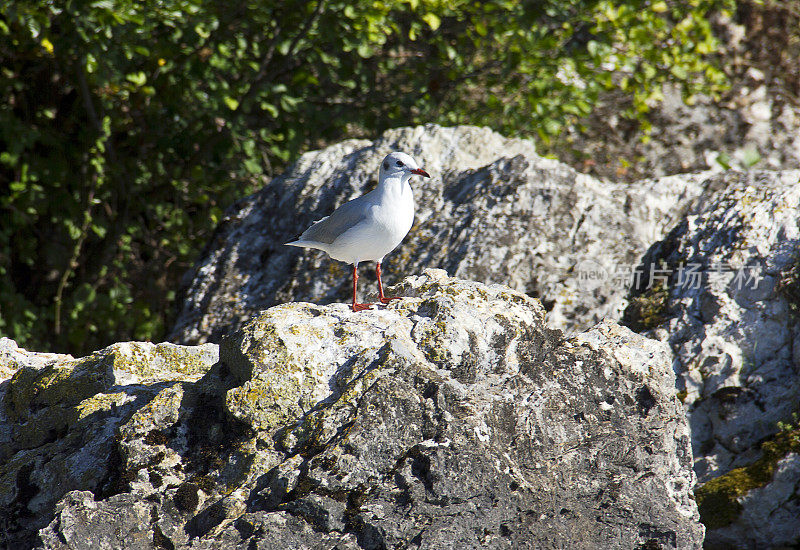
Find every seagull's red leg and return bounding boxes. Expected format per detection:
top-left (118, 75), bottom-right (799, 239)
top-left (351, 263), bottom-right (372, 311)
top-left (376, 262), bottom-right (401, 304)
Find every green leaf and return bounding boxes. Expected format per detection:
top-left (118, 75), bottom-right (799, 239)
top-left (125, 71), bottom-right (147, 86)
top-left (651, 1), bottom-right (668, 13)
top-left (260, 102), bottom-right (279, 117)
top-left (741, 148), bottom-right (761, 167)
top-left (715, 152), bottom-right (731, 170)
top-left (223, 96), bottom-right (239, 110)
top-left (91, 224), bottom-right (108, 238)
top-left (357, 42), bottom-right (372, 58)
top-left (422, 13), bottom-right (441, 31)
top-left (0, 152), bottom-right (19, 166)
top-left (670, 65), bottom-right (688, 79)
top-left (194, 24), bottom-right (210, 39)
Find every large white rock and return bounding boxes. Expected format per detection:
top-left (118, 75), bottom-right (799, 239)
top-left (169, 124), bottom-right (708, 345)
top-left (631, 170), bottom-right (800, 546)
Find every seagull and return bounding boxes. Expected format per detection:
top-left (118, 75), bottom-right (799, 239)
top-left (286, 152), bottom-right (430, 311)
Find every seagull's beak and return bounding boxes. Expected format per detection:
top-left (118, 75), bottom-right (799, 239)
top-left (411, 168), bottom-right (430, 178)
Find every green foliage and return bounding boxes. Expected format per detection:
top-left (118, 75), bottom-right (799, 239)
top-left (776, 411), bottom-right (800, 434)
top-left (1, 0), bottom-right (734, 354)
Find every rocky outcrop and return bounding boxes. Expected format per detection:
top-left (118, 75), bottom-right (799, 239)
top-left (624, 170), bottom-right (800, 547)
top-left (166, 123), bottom-right (800, 546)
top-left (170, 124), bottom-right (709, 345)
top-left (1, 272), bottom-right (702, 549)
top-left (0, 338), bottom-right (218, 548)
top-left (561, 75), bottom-right (800, 183)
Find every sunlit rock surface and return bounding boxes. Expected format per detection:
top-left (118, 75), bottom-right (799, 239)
top-left (169, 124), bottom-right (708, 345)
top-left (1, 273), bottom-right (701, 549)
top-left (627, 170), bottom-right (800, 548)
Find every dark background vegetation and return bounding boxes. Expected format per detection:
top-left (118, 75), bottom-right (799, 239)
top-left (2, 0), bottom-right (793, 356)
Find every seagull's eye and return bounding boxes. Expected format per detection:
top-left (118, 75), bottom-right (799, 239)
top-left (396, 160), bottom-right (404, 167)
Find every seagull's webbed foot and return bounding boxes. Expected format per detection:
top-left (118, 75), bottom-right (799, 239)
top-left (379, 296), bottom-right (402, 305)
top-left (352, 302), bottom-right (374, 312)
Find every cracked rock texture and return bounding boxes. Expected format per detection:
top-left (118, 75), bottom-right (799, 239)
top-left (628, 170), bottom-right (800, 548)
top-left (0, 338), bottom-right (219, 548)
top-left (1, 272), bottom-right (701, 549)
top-left (170, 124), bottom-right (709, 345)
top-left (167, 124), bottom-right (800, 547)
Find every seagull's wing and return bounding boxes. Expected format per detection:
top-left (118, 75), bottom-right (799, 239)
top-left (296, 195), bottom-right (371, 245)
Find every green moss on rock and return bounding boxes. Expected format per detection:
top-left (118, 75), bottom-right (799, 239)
top-left (6, 356), bottom-right (110, 420)
top-left (622, 281), bottom-right (670, 332)
top-left (776, 256), bottom-right (800, 316)
top-left (696, 426), bottom-right (800, 530)
top-left (76, 392), bottom-right (128, 420)
top-left (109, 342), bottom-right (217, 381)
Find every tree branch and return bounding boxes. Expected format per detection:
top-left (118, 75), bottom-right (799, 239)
top-left (77, 60), bottom-right (103, 133)
top-left (54, 188), bottom-right (94, 336)
top-left (239, 0), bottom-right (328, 110)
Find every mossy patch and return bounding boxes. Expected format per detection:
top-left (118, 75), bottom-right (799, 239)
top-left (695, 426), bottom-right (800, 530)
top-left (76, 392), bottom-right (128, 420)
top-left (174, 482), bottom-right (201, 512)
top-left (621, 281), bottom-right (669, 332)
top-left (5, 356), bottom-right (110, 420)
top-left (776, 256), bottom-right (800, 317)
top-left (416, 322), bottom-right (451, 366)
top-left (279, 348), bottom-right (391, 457)
top-left (226, 375), bottom-right (304, 429)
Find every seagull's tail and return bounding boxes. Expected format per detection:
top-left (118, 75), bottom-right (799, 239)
top-left (285, 240), bottom-right (327, 252)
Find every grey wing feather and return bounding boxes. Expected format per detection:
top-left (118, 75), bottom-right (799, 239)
top-left (298, 196), bottom-right (370, 244)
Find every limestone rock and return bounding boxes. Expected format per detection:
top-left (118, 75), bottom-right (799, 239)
top-left (703, 453), bottom-right (800, 549)
top-left (625, 170), bottom-right (800, 547)
top-left (0, 338), bottom-right (218, 548)
top-left (4, 272), bottom-right (702, 548)
top-left (562, 79), bottom-right (800, 182)
top-left (169, 124), bottom-right (708, 345)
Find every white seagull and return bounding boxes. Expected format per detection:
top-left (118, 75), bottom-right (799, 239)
top-left (287, 152), bottom-right (430, 311)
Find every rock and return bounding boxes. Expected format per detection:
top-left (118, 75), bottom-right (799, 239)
top-left (158, 120), bottom-right (800, 546)
top-left (37, 491), bottom-right (155, 550)
top-left (561, 78), bottom-right (800, 182)
top-left (3, 272), bottom-right (702, 548)
top-left (0, 338), bottom-right (218, 548)
top-left (169, 124), bottom-right (708, 345)
top-left (702, 453), bottom-right (800, 549)
top-left (623, 170), bottom-right (800, 547)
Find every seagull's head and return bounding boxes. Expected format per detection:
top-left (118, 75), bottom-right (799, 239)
top-left (379, 151), bottom-right (430, 182)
